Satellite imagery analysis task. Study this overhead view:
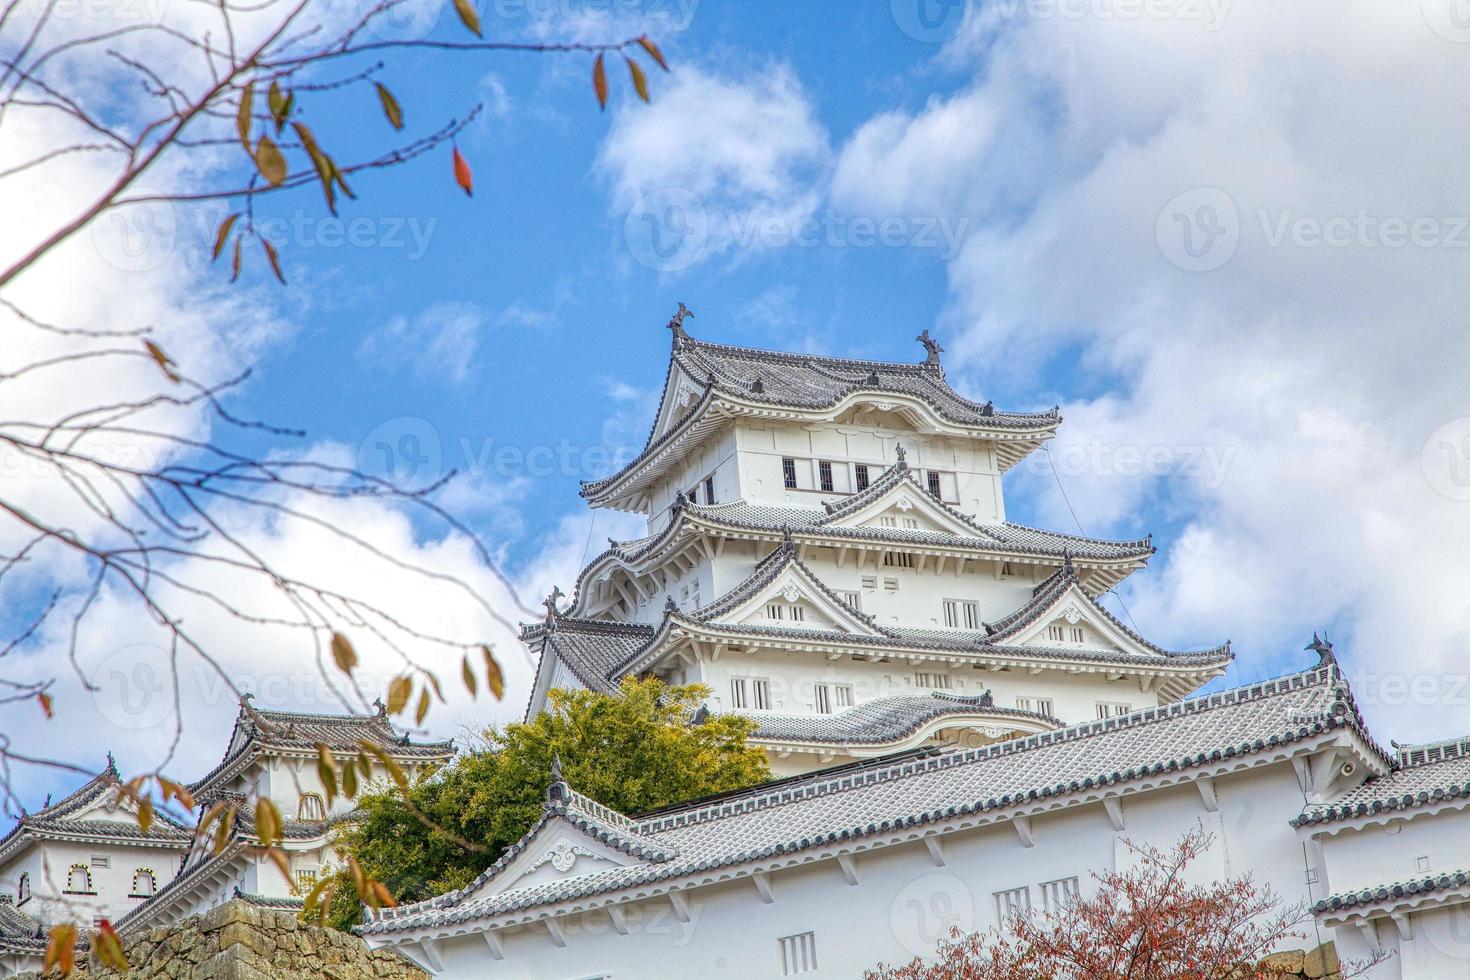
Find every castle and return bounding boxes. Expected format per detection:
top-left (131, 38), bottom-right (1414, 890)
top-left (8, 318), bottom-right (1470, 979)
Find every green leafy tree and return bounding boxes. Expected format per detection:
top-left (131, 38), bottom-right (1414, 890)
top-left (318, 677), bottom-right (770, 929)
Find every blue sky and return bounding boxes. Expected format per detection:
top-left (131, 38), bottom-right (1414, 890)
top-left (9, 0), bottom-right (1470, 804)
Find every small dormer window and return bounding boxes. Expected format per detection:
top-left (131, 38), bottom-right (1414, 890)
top-left (65, 865), bottom-right (94, 895)
top-left (299, 792), bottom-right (326, 821)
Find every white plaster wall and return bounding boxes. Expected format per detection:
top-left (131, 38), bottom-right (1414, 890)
top-left (0, 838), bottom-right (181, 927)
top-left (1315, 807), bottom-right (1470, 897)
top-left (386, 763), bottom-right (1318, 979)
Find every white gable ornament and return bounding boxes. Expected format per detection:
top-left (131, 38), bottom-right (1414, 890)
top-left (779, 584), bottom-right (804, 604)
top-left (1062, 603), bottom-right (1083, 625)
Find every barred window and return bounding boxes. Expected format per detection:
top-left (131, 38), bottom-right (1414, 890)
top-left (942, 599), bottom-right (979, 629)
top-left (782, 457), bottom-right (798, 489)
top-left (994, 885), bottom-right (1031, 923)
top-left (778, 932), bottom-right (818, 974)
top-left (1039, 877), bottom-right (1078, 914)
top-left (818, 460), bottom-right (835, 492)
top-left (854, 464), bottom-right (870, 491)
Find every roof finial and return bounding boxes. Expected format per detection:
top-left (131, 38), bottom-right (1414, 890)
top-left (978, 689), bottom-right (994, 708)
top-left (865, 369), bottom-right (880, 386)
top-left (672, 488), bottom-right (688, 512)
top-left (543, 586), bottom-right (564, 628)
top-left (105, 751), bottom-right (116, 774)
top-left (979, 400), bottom-right (994, 417)
top-left (1061, 548), bottom-right (1075, 575)
top-left (894, 443), bottom-right (908, 472)
top-left (780, 524), bottom-right (795, 554)
top-left (372, 697), bottom-right (386, 717)
top-left (750, 376), bottom-right (763, 394)
top-left (664, 594), bottom-right (678, 614)
top-left (1306, 632), bottom-right (1336, 667)
top-left (916, 329), bottom-right (944, 368)
top-left (547, 754), bottom-right (569, 805)
top-left (667, 303), bottom-right (694, 345)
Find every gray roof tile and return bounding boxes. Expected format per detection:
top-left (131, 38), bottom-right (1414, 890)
top-left (1295, 735), bottom-right (1470, 827)
top-left (1313, 868), bottom-right (1470, 915)
top-left (364, 666), bottom-right (1372, 935)
top-left (746, 693), bottom-right (1060, 745)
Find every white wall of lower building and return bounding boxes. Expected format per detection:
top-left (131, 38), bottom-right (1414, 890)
top-left (378, 761), bottom-right (1326, 979)
top-left (0, 838), bottom-right (180, 927)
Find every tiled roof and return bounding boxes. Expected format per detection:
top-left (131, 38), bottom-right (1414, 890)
top-left (232, 887), bottom-right (305, 910)
top-left (522, 619), bottom-right (657, 695)
top-left (688, 541), bottom-right (881, 628)
top-left (191, 703), bottom-right (454, 795)
top-left (747, 693), bottom-right (1061, 746)
top-left (0, 898), bottom-right (48, 952)
top-left (581, 334), bottom-right (1060, 501)
top-left (0, 758), bottom-right (192, 860)
top-left (1312, 869), bottom-right (1470, 915)
top-left (364, 666), bottom-right (1373, 935)
top-left (673, 336), bottom-right (1054, 430)
top-left (1294, 735), bottom-right (1470, 828)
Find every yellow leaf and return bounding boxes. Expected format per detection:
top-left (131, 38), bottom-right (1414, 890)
top-left (37, 691), bottom-right (53, 719)
top-left (316, 744), bottom-right (338, 803)
top-left (358, 752), bottom-right (373, 780)
top-left (593, 52), bottom-right (608, 110)
top-left (347, 855), bottom-right (368, 900)
top-left (415, 688), bottom-right (430, 726)
top-left (342, 757), bottom-right (359, 799)
top-left (255, 797), bottom-right (283, 848)
top-left (230, 236), bottom-right (242, 282)
top-left (425, 670), bottom-right (444, 703)
top-left (255, 134), bottom-right (287, 186)
top-left (637, 35), bottom-right (669, 71)
top-left (359, 740), bottom-right (407, 791)
top-left (371, 879), bottom-right (397, 908)
top-left (375, 82), bottom-right (404, 130)
top-left (143, 340), bottom-right (179, 382)
top-left (261, 239), bottom-right (285, 284)
top-left (44, 923), bottom-right (76, 975)
top-left (93, 921), bottom-right (126, 970)
top-left (137, 796), bottom-right (153, 835)
top-left (212, 213), bottom-right (238, 262)
top-left (331, 632), bottom-right (357, 675)
top-left (387, 675), bottom-right (412, 714)
top-left (267, 80), bottom-right (292, 130)
top-left (453, 0), bottom-right (480, 36)
top-left (482, 645), bottom-right (504, 700)
top-left (292, 122), bottom-right (335, 215)
top-left (461, 654), bottom-right (477, 697)
top-left (626, 56), bottom-right (649, 103)
top-left (236, 82), bottom-right (253, 147)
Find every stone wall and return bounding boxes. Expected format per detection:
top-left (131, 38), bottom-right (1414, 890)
top-left (1260, 941), bottom-right (1342, 979)
top-left (18, 900), bottom-right (425, 980)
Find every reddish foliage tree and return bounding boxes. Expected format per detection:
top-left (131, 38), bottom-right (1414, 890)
top-left (867, 829), bottom-right (1385, 980)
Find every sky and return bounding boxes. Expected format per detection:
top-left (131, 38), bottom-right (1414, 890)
top-left (5, 0), bottom-right (1470, 807)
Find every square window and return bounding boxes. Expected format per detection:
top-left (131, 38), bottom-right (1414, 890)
top-left (1416, 855), bottom-right (1432, 872)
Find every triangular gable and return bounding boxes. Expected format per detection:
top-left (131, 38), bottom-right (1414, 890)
top-left (994, 576), bottom-right (1166, 660)
top-left (465, 814), bottom-right (637, 901)
top-left (704, 555), bottom-right (884, 636)
top-left (646, 357), bottom-right (709, 447)
top-left (826, 475), bottom-right (992, 539)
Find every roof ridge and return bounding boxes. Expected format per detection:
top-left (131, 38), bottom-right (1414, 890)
top-left (635, 666), bottom-right (1340, 833)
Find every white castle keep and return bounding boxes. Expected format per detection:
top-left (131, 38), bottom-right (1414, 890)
top-left (359, 317), bottom-right (1470, 979)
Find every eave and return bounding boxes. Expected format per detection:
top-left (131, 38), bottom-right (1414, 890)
top-left (581, 390), bottom-right (1060, 512)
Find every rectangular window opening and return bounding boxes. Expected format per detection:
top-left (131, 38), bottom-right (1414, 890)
top-left (782, 457), bottom-right (798, 490)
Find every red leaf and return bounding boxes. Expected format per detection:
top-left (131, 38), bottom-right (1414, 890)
top-left (453, 147), bottom-right (473, 197)
top-left (593, 53), bottom-right (608, 110)
top-left (37, 691), bottom-right (53, 719)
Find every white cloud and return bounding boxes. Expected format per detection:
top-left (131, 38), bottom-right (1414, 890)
top-left (599, 62), bottom-right (831, 270)
top-left (834, 2), bottom-right (1470, 740)
top-left (359, 301), bottom-right (488, 384)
